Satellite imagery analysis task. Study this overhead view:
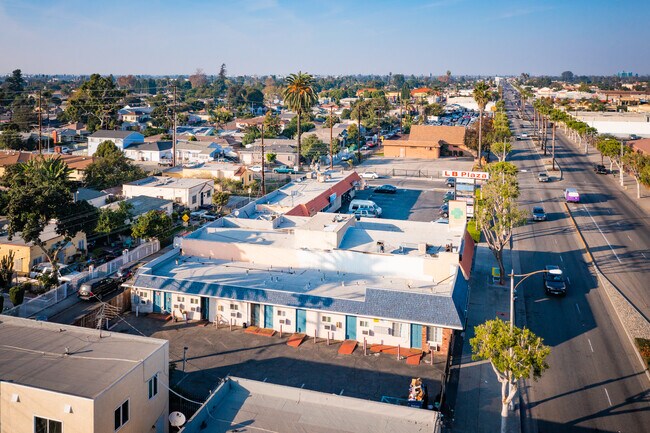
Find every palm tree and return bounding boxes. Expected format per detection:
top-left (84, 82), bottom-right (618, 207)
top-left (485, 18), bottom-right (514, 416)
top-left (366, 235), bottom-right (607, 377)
top-left (283, 71), bottom-right (317, 169)
top-left (473, 81), bottom-right (491, 167)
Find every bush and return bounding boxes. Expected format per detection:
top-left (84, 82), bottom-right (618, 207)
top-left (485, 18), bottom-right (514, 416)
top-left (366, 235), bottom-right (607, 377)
top-left (9, 285), bottom-right (26, 306)
top-left (467, 219), bottom-right (481, 243)
top-left (635, 338), bottom-right (650, 368)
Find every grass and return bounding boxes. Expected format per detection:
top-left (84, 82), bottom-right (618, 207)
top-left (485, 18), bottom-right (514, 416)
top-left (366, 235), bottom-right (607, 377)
top-left (467, 219), bottom-right (481, 243)
top-left (635, 338), bottom-right (650, 368)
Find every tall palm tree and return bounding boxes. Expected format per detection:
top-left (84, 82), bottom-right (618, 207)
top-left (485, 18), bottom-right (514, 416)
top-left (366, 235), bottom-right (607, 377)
top-left (473, 81), bottom-right (491, 167)
top-left (283, 71), bottom-right (317, 169)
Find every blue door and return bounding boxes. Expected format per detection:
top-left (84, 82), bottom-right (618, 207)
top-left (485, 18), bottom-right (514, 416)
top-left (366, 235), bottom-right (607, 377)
top-left (296, 309), bottom-right (307, 333)
top-left (153, 292), bottom-right (163, 313)
top-left (346, 316), bottom-right (357, 340)
top-left (164, 293), bottom-right (172, 312)
top-left (410, 324), bottom-right (423, 349)
top-left (264, 305), bottom-right (274, 329)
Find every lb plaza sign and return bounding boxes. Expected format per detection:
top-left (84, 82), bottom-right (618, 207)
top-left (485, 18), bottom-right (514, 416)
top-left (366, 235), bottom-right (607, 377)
top-left (442, 170), bottom-right (490, 180)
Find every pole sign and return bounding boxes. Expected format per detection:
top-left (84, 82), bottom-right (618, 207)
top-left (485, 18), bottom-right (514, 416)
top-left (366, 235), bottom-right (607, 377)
top-left (442, 170), bottom-right (490, 180)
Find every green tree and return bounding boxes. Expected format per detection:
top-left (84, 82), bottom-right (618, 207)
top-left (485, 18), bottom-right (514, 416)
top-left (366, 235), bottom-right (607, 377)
top-left (212, 191), bottom-right (231, 212)
top-left (596, 136), bottom-right (630, 186)
top-left (209, 109), bottom-right (234, 128)
top-left (471, 319), bottom-right (550, 430)
top-left (242, 126), bottom-right (262, 145)
top-left (263, 111), bottom-right (282, 136)
top-left (131, 210), bottom-right (173, 240)
top-left (0, 250), bottom-right (15, 290)
top-left (340, 108), bottom-right (351, 120)
top-left (476, 162), bottom-right (527, 284)
top-left (473, 81), bottom-right (491, 167)
top-left (84, 141), bottom-right (147, 189)
top-left (0, 130), bottom-right (24, 150)
top-left (95, 201), bottom-right (134, 241)
top-left (9, 284), bottom-right (25, 306)
top-left (346, 123), bottom-right (359, 146)
top-left (63, 74), bottom-right (124, 132)
top-left (622, 150), bottom-right (650, 199)
top-left (283, 72), bottom-right (317, 168)
top-left (491, 141), bottom-right (513, 162)
top-left (266, 152), bottom-right (277, 164)
top-left (300, 134), bottom-right (328, 163)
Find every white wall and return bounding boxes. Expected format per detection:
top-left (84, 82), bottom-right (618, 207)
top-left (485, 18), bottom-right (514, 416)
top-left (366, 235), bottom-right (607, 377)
top-left (132, 289), bottom-right (154, 314)
top-left (274, 306), bottom-right (296, 333)
top-left (216, 299), bottom-right (248, 327)
top-left (172, 293), bottom-right (201, 320)
top-left (358, 317), bottom-right (411, 347)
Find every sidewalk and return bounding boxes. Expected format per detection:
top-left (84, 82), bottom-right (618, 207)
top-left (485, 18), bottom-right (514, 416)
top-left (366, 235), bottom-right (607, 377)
top-left (448, 245), bottom-right (520, 433)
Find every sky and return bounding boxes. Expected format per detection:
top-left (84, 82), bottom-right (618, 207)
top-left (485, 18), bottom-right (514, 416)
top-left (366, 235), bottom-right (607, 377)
top-left (1, 0), bottom-right (648, 77)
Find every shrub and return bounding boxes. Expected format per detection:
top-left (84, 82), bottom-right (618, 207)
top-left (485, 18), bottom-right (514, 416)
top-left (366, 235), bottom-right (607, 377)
top-left (635, 338), bottom-right (650, 368)
top-left (9, 285), bottom-right (25, 306)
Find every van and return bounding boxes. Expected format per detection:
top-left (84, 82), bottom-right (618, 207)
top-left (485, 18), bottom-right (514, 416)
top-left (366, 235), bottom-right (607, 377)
top-left (353, 208), bottom-right (380, 218)
top-left (78, 277), bottom-right (120, 301)
top-left (349, 199), bottom-right (382, 216)
top-left (564, 188), bottom-right (580, 203)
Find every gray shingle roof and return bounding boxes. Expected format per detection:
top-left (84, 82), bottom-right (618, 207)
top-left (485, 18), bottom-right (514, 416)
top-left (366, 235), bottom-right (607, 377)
top-left (90, 130), bottom-right (142, 139)
top-left (125, 141), bottom-right (173, 152)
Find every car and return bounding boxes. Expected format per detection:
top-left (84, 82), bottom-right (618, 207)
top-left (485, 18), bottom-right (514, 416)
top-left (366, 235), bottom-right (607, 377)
top-left (594, 164), bottom-right (608, 174)
top-left (443, 191), bottom-right (455, 202)
top-left (446, 177), bottom-right (456, 188)
top-left (374, 184), bottom-right (397, 194)
top-left (532, 206), bottom-right (547, 221)
top-left (538, 172), bottom-right (549, 182)
top-left (360, 145), bottom-right (369, 151)
top-left (521, 133), bottom-right (528, 138)
top-left (564, 188), bottom-right (580, 203)
top-left (543, 265), bottom-right (567, 296)
top-left (273, 165), bottom-right (296, 174)
top-left (116, 262), bottom-right (142, 282)
top-left (353, 208), bottom-right (380, 218)
top-left (439, 203), bottom-right (449, 218)
top-left (341, 155), bottom-right (352, 161)
top-left (361, 172), bottom-right (380, 179)
top-left (29, 262), bottom-right (55, 279)
top-left (249, 165), bottom-right (263, 173)
top-left (78, 276), bottom-right (121, 301)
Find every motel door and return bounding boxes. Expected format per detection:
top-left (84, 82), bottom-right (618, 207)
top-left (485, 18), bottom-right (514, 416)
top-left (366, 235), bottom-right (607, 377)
top-left (410, 324), bottom-right (423, 349)
top-left (201, 297), bottom-right (209, 321)
top-left (345, 316), bottom-right (357, 340)
top-left (264, 305), bottom-right (274, 329)
top-left (153, 292), bottom-right (163, 313)
top-left (251, 304), bottom-right (261, 327)
top-left (164, 293), bottom-right (172, 312)
top-left (296, 309), bottom-right (307, 333)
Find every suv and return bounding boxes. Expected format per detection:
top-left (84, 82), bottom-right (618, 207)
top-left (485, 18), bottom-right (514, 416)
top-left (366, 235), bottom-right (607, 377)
top-left (594, 164), bottom-right (608, 174)
top-left (543, 265), bottom-right (567, 296)
top-left (273, 165), bottom-right (296, 174)
top-left (532, 206), bottom-right (547, 221)
top-left (78, 276), bottom-right (120, 301)
top-left (446, 177), bottom-right (456, 188)
top-left (353, 208), bottom-right (379, 218)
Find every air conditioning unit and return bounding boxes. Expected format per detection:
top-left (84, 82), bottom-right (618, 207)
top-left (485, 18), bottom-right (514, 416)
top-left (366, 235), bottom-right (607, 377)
top-left (279, 319), bottom-right (285, 324)
top-left (230, 312), bottom-right (237, 318)
top-left (362, 330), bottom-right (370, 335)
top-left (173, 304), bottom-right (179, 309)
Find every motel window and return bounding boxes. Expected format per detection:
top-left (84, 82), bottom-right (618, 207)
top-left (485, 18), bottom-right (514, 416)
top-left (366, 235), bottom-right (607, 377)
top-left (359, 320), bottom-right (369, 328)
top-left (230, 304), bottom-right (238, 310)
top-left (114, 399), bottom-right (129, 431)
top-left (140, 292), bottom-right (148, 298)
top-left (192, 195), bottom-right (197, 204)
top-left (190, 298), bottom-right (199, 304)
top-left (177, 296), bottom-right (185, 302)
top-left (277, 310), bottom-right (286, 317)
top-left (34, 417), bottom-right (62, 433)
top-left (430, 326), bottom-right (443, 344)
top-left (322, 316), bottom-right (332, 323)
top-left (148, 374), bottom-right (158, 399)
top-left (392, 323), bottom-right (403, 337)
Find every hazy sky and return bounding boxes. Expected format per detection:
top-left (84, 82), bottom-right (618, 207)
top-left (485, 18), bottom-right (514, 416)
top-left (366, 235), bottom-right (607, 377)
top-left (1, 0), bottom-right (648, 76)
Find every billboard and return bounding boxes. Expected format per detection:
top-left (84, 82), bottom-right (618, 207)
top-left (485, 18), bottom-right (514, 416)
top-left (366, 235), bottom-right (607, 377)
top-left (442, 170), bottom-right (490, 180)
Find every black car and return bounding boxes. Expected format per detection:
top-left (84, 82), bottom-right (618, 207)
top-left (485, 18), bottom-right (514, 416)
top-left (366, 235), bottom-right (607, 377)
top-left (532, 206), bottom-right (547, 221)
top-left (446, 177), bottom-right (456, 188)
top-left (594, 164), bottom-right (608, 174)
top-left (78, 276), bottom-right (120, 301)
top-left (443, 191), bottom-right (455, 203)
top-left (374, 184), bottom-right (397, 194)
top-left (543, 265), bottom-right (567, 296)
top-left (439, 203), bottom-right (449, 218)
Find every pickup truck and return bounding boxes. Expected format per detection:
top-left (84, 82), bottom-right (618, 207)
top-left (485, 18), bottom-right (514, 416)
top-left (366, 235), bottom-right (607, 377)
top-left (273, 165), bottom-right (296, 174)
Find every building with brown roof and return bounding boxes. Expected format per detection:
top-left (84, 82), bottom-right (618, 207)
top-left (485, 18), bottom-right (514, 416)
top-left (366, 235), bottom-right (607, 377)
top-left (383, 125), bottom-right (468, 159)
top-left (0, 151), bottom-right (95, 181)
top-left (629, 138), bottom-right (650, 156)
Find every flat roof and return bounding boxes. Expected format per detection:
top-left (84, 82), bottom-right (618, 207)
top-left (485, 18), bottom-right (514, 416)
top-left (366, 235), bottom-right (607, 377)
top-left (262, 171), bottom-right (354, 209)
top-left (125, 176), bottom-right (212, 189)
top-left (0, 316), bottom-right (167, 399)
top-left (181, 377), bottom-right (437, 433)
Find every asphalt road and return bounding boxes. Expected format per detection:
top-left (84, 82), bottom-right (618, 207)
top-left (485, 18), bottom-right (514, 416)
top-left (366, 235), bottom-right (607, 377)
top-left (504, 84), bottom-right (650, 433)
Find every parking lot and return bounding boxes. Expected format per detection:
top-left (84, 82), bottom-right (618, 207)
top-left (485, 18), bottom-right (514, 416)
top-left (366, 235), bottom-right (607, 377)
top-left (110, 315), bottom-right (445, 404)
top-left (348, 184), bottom-right (443, 221)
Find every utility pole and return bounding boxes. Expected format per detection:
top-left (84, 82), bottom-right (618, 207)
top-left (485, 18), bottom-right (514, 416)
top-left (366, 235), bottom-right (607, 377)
top-left (357, 103), bottom-right (362, 163)
top-left (38, 90), bottom-right (42, 154)
top-left (172, 84), bottom-right (177, 167)
top-left (261, 123), bottom-right (266, 195)
top-left (329, 105), bottom-right (334, 170)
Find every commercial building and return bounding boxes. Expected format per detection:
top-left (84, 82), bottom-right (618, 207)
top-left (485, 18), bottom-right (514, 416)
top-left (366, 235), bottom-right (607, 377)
top-left (128, 210), bottom-right (472, 354)
top-left (123, 176), bottom-right (214, 210)
top-left (180, 377), bottom-right (436, 433)
top-left (0, 316), bottom-right (169, 433)
top-left (384, 125), bottom-right (468, 158)
top-left (574, 111), bottom-right (650, 138)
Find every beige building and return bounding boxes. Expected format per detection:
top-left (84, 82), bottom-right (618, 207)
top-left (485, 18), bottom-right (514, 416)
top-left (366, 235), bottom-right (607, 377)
top-left (0, 316), bottom-right (169, 433)
top-left (123, 176), bottom-right (214, 211)
top-left (0, 151), bottom-right (94, 182)
top-left (384, 125), bottom-right (468, 158)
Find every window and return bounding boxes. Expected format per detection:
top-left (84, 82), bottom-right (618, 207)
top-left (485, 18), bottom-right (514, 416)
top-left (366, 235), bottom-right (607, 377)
top-left (192, 195), bottom-right (197, 204)
top-left (114, 399), bottom-right (129, 431)
top-left (190, 298), bottom-right (199, 304)
top-left (34, 417), bottom-right (62, 433)
top-left (177, 296), bottom-right (185, 302)
top-left (229, 304), bottom-right (238, 310)
top-left (430, 326), bottom-right (442, 344)
top-left (391, 322), bottom-right (402, 337)
top-left (277, 310), bottom-right (286, 317)
top-left (148, 374), bottom-right (158, 399)
top-left (322, 316), bottom-right (332, 323)
top-left (359, 320), bottom-right (369, 328)
top-left (140, 291), bottom-right (148, 298)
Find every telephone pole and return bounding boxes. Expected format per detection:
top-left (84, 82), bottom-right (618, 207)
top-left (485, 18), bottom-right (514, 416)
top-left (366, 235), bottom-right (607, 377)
top-left (329, 105), bottom-right (334, 170)
top-left (172, 84), bottom-right (177, 167)
top-left (261, 123), bottom-right (266, 195)
top-left (38, 90), bottom-right (43, 154)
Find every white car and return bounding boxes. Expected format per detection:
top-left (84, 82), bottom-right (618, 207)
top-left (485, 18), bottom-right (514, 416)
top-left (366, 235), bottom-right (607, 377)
top-left (249, 165), bottom-right (263, 173)
top-left (361, 172), bottom-right (380, 179)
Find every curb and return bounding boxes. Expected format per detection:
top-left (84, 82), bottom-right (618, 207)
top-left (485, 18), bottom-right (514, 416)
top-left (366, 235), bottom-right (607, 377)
top-left (563, 203), bottom-right (650, 382)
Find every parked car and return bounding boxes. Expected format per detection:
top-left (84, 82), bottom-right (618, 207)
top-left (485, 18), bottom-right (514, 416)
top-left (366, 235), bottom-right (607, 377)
top-left (361, 171), bottom-right (380, 179)
top-left (543, 265), bottom-right (567, 296)
top-left (446, 177), bottom-right (456, 188)
top-left (532, 206), bottom-right (547, 221)
top-left (29, 262), bottom-right (55, 279)
top-left (116, 262), bottom-right (141, 282)
top-left (349, 199), bottom-right (382, 216)
top-left (249, 165), bottom-right (263, 173)
top-left (439, 203), bottom-right (449, 218)
top-left (353, 208), bottom-right (380, 218)
top-left (273, 165), bottom-right (296, 174)
top-left (78, 276), bottom-right (120, 301)
top-left (374, 184), bottom-right (397, 194)
top-left (594, 164), bottom-right (608, 174)
top-left (443, 191), bottom-right (455, 203)
top-left (538, 172), bottom-right (549, 182)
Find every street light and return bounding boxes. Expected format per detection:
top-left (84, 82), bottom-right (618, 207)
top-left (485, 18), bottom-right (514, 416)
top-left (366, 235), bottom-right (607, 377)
top-left (509, 268), bottom-right (562, 330)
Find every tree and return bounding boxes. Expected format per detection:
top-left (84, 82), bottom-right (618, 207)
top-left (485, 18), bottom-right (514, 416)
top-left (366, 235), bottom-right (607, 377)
top-left (63, 74), bottom-right (124, 132)
top-left (560, 71), bottom-right (574, 82)
top-left (491, 141), bottom-right (513, 162)
top-left (471, 319), bottom-right (550, 431)
top-left (473, 81), bottom-right (491, 167)
top-left (283, 72), bottom-right (317, 169)
top-left (5, 69), bottom-right (26, 94)
top-left (84, 141), bottom-right (147, 189)
top-left (209, 109), bottom-right (234, 128)
top-left (266, 152), bottom-right (277, 164)
top-left (263, 111), bottom-right (282, 136)
top-left (0, 130), bottom-right (24, 150)
top-left (596, 136), bottom-right (630, 186)
top-left (9, 284), bottom-right (25, 306)
top-left (213, 191), bottom-right (231, 212)
top-left (300, 134), bottom-right (328, 163)
top-left (0, 250), bottom-right (15, 290)
top-left (476, 162), bottom-right (527, 284)
top-left (346, 123), bottom-right (360, 146)
top-left (131, 210), bottom-right (173, 240)
top-left (95, 201), bottom-right (134, 241)
top-left (622, 150), bottom-right (650, 199)
top-left (188, 68), bottom-right (207, 89)
top-left (117, 75), bottom-right (136, 89)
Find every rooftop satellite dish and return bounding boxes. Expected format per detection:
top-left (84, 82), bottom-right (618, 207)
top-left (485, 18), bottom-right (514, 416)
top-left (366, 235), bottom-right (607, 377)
top-left (234, 210), bottom-right (240, 217)
top-left (169, 411), bottom-right (186, 427)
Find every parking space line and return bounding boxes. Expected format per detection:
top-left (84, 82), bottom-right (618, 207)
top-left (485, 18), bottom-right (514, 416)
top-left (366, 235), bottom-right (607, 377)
top-left (575, 303), bottom-right (581, 316)
top-left (604, 388), bottom-right (612, 407)
top-left (301, 383), bottom-right (305, 388)
top-left (263, 377), bottom-right (268, 382)
top-left (588, 338), bottom-right (594, 353)
top-left (339, 389), bottom-right (345, 395)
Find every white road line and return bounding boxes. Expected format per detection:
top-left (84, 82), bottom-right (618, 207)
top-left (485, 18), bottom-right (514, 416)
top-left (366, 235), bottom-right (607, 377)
top-left (588, 338), bottom-right (594, 352)
top-left (575, 303), bottom-right (582, 315)
top-left (263, 377), bottom-right (268, 382)
top-left (583, 205), bottom-right (623, 264)
top-left (604, 388), bottom-right (612, 407)
top-left (340, 389), bottom-right (345, 395)
top-left (567, 277), bottom-right (571, 285)
top-left (643, 253), bottom-right (647, 259)
top-left (554, 239), bottom-right (558, 245)
top-left (627, 235), bottom-right (632, 242)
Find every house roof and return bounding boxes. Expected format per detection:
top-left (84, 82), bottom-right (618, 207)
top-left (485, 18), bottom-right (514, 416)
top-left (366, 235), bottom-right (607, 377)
top-left (629, 138), bottom-right (650, 155)
top-left (384, 125), bottom-right (466, 148)
top-left (0, 151), bottom-right (95, 171)
top-left (104, 195), bottom-right (172, 216)
top-left (411, 87), bottom-right (432, 95)
top-left (75, 187), bottom-right (106, 202)
top-left (0, 316), bottom-right (167, 399)
top-left (89, 130), bottom-right (142, 139)
top-left (286, 172), bottom-right (361, 217)
top-left (125, 141), bottom-right (173, 152)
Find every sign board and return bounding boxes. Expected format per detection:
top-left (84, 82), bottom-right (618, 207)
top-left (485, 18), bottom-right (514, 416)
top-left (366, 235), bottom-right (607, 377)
top-left (182, 214), bottom-right (190, 222)
top-left (442, 170), bottom-right (490, 180)
top-left (448, 200), bottom-right (467, 229)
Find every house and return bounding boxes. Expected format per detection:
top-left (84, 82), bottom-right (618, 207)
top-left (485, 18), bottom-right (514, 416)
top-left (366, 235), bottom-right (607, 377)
top-left (0, 151), bottom-right (95, 182)
top-left (103, 196), bottom-right (173, 217)
top-left (123, 141), bottom-right (173, 163)
top-left (118, 106), bottom-right (153, 123)
top-left (127, 211), bottom-right (473, 355)
top-left (383, 125), bottom-right (467, 158)
top-left (411, 87), bottom-right (432, 100)
top-left (175, 140), bottom-right (225, 164)
top-left (355, 88), bottom-right (377, 97)
top-left (123, 176), bottom-right (214, 210)
top-left (0, 316), bottom-right (169, 433)
top-left (87, 130), bottom-right (144, 156)
top-left (0, 223), bottom-right (87, 275)
top-left (235, 116), bottom-right (266, 130)
top-left (176, 162), bottom-right (255, 186)
top-left (180, 377), bottom-right (436, 433)
top-left (74, 187), bottom-right (109, 208)
top-left (628, 138), bottom-right (650, 156)
top-left (239, 139), bottom-right (298, 166)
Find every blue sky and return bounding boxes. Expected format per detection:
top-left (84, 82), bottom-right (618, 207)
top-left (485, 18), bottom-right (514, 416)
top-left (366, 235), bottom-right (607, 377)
top-left (1, 0), bottom-right (648, 76)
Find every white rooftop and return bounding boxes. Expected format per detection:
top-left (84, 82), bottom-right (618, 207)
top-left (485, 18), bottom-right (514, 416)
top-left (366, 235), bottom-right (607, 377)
top-left (125, 176), bottom-right (212, 189)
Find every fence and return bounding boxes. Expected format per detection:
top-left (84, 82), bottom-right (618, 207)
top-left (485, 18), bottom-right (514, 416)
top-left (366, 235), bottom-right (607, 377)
top-left (5, 240), bottom-right (160, 319)
top-left (73, 288), bottom-right (132, 329)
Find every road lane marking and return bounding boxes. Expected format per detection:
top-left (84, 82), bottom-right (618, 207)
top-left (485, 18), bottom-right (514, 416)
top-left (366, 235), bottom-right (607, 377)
top-left (583, 205), bottom-right (622, 264)
top-left (604, 388), bottom-right (612, 407)
top-left (575, 303), bottom-right (582, 315)
top-left (588, 338), bottom-right (594, 353)
top-left (643, 253), bottom-right (647, 259)
top-left (627, 235), bottom-right (632, 241)
top-left (263, 377), bottom-right (268, 382)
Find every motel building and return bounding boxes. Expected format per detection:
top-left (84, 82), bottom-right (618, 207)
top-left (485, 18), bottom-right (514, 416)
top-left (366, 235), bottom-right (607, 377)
top-left (128, 209), bottom-right (473, 355)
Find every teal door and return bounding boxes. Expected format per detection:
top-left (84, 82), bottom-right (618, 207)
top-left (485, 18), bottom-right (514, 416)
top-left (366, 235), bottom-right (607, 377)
top-left (410, 324), bottom-right (423, 349)
top-left (200, 297), bottom-right (209, 320)
top-left (153, 292), bottom-right (163, 313)
top-left (264, 305), bottom-right (274, 329)
top-left (164, 293), bottom-right (172, 312)
top-left (251, 304), bottom-right (261, 327)
top-left (296, 309), bottom-right (307, 333)
top-left (346, 316), bottom-right (357, 340)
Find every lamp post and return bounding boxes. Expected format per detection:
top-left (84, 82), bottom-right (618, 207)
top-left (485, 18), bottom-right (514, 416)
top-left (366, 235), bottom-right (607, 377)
top-left (509, 268), bottom-right (563, 329)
